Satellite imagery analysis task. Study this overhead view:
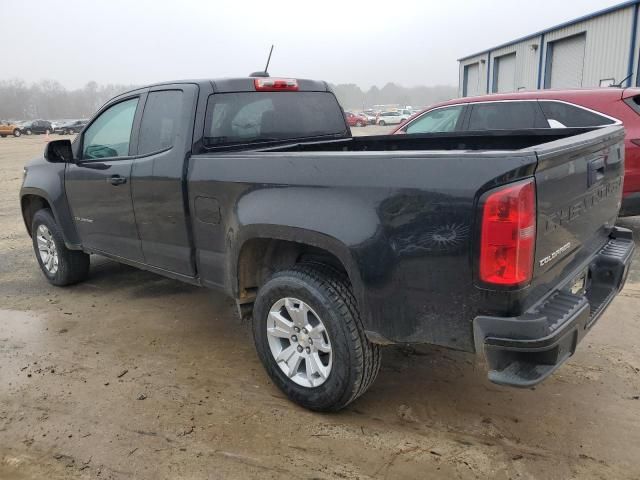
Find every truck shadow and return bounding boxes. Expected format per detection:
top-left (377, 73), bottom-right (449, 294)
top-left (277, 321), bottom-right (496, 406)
top-left (82, 256), bottom-right (201, 299)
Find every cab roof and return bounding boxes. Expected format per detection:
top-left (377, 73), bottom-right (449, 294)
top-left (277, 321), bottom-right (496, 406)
top-left (113, 77), bottom-right (331, 98)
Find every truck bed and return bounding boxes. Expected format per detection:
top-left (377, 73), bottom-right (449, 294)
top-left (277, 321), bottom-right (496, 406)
top-left (221, 128), bottom-right (598, 153)
top-left (188, 126), bottom-right (626, 352)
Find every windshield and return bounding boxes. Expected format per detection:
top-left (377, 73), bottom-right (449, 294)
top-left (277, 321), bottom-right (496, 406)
top-left (204, 91), bottom-right (347, 147)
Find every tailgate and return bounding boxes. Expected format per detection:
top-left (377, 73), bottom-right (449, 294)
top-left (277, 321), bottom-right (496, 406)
top-left (532, 126), bottom-right (625, 289)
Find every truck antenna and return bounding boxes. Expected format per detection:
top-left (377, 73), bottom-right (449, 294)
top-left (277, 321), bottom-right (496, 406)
top-left (250, 45), bottom-right (274, 78)
top-left (264, 45), bottom-right (274, 75)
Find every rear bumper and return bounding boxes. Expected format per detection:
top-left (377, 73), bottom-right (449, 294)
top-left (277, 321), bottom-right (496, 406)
top-left (620, 192), bottom-right (640, 217)
top-left (473, 227), bottom-right (634, 388)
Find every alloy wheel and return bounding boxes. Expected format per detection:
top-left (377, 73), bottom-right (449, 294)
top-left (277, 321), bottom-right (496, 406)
top-left (266, 297), bottom-right (332, 387)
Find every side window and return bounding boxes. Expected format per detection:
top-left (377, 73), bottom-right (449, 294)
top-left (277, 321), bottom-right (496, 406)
top-left (539, 101), bottom-right (615, 127)
top-left (405, 106), bottom-right (464, 134)
top-left (82, 98), bottom-right (138, 159)
top-left (468, 102), bottom-right (539, 130)
top-left (138, 90), bottom-right (184, 155)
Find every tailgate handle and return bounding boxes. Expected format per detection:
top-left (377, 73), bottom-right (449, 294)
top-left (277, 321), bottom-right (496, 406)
top-left (588, 157), bottom-right (605, 187)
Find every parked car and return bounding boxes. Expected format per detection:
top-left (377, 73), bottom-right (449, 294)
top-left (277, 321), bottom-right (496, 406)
top-left (392, 88), bottom-right (640, 216)
top-left (19, 120), bottom-right (53, 135)
top-left (55, 120), bottom-right (88, 135)
top-left (376, 111), bottom-right (408, 126)
top-left (361, 110), bottom-right (378, 125)
top-left (344, 111), bottom-right (368, 127)
top-left (0, 121), bottom-right (21, 137)
top-left (20, 76), bottom-right (632, 411)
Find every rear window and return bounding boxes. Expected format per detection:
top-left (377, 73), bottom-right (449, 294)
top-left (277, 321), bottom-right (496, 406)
top-left (468, 102), bottom-right (543, 130)
top-left (623, 95), bottom-right (640, 116)
top-left (539, 101), bottom-right (615, 127)
top-left (204, 92), bottom-right (347, 147)
top-left (138, 90), bottom-right (184, 155)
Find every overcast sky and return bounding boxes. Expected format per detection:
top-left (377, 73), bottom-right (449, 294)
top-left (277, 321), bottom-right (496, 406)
top-left (1, 0), bottom-right (625, 89)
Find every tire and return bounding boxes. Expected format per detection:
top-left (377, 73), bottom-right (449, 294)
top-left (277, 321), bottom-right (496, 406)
top-left (378, 120), bottom-right (386, 126)
top-left (67, 129), bottom-right (73, 135)
top-left (25, 129), bottom-right (32, 135)
top-left (31, 209), bottom-right (90, 286)
top-left (45, 129), bottom-right (50, 135)
top-left (253, 263), bottom-right (381, 411)
top-left (14, 129), bottom-right (21, 137)
top-left (0, 135), bottom-right (6, 138)
top-left (356, 121), bottom-right (364, 127)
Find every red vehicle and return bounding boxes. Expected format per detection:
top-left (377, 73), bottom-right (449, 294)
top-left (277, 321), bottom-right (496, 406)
top-left (344, 111), bottom-right (368, 127)
top-left (392, 88), bottom-right (640, 216)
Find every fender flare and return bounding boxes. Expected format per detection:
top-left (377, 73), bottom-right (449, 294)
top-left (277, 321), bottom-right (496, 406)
top-left (231, 224), bottom-right (370, 325)
top-left (20, 187), bottom-right (81, 249)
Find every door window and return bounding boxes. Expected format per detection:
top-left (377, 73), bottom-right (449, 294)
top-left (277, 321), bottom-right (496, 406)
top-left (539, 101), bottom-right (615, 127)
top-left (405, 105), bottom-right (464, 134)
top-left (468, 102), bottom-right (540, 130)
top-left (138, 90), bottom-right (184, 155)
top-left (82, 98), bottom-right (139, 159)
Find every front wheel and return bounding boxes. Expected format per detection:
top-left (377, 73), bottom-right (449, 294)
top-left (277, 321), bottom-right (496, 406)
top-left (14, 129), bottom-right (21, 137)
top-left (31, 209), bottom-right (90, 286)
top-left (25, 129), bottom-right (32, 135)
top-left (253, 263), bottom-right (380, 411)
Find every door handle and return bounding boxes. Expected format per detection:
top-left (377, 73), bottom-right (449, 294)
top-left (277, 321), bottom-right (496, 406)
top-left (108, 175), bottom-right (127, 186)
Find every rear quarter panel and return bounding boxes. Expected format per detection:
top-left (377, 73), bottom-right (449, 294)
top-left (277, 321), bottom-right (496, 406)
top-left (188, 149), bottom-right (537, 351)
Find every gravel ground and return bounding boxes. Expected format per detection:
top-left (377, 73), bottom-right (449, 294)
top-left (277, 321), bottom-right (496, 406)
top-left (1, 135), bottom-right (640, 479)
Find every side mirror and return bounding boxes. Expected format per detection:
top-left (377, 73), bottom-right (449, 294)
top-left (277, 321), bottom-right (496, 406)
top-left (44, 139), bottom-right (73, 163)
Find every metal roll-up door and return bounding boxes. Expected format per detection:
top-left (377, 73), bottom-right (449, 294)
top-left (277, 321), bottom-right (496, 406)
top-left (463, 63), bottom-right (480, 97)
top-left (494, 53), bottom-right (516, 93)
top-left (547, 33), bottom-right (586, 88)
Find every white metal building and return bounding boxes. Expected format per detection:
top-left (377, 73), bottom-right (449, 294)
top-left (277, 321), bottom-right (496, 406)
top-left (458, 1), bottom-right (640, 96)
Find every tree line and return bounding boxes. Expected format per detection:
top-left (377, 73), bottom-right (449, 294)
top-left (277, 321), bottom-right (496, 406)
top-left (0, 79), bottom-right (458, 121)
top-left (0, 79), bottom-right (138, 121)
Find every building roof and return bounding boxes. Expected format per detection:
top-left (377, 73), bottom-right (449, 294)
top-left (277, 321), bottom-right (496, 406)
top-left (458, 0), bottom-right (640, 61)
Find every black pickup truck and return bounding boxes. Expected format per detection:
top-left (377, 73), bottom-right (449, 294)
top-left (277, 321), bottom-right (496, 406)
top-left (20, 76), bottom-right (634, 411)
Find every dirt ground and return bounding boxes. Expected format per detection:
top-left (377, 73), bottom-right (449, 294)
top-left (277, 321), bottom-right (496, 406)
top-left (1, 135), bottom-right (640, 480)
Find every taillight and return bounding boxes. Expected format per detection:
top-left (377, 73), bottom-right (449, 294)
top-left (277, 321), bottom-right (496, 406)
top-left (254, 78), bottom-right (299, 91)
top-left (479, 178), bottom-right (536, 287)
top-left (630, 139), bottom-right (640, 147)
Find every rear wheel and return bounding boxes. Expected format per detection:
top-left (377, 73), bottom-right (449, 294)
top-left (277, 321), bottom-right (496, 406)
top-left (13, 129), bottom-right (21, 137)
top-left (378, 120), bottom-right (386, 126)
top-left (356, 121), bottom-right (364, 127)
top-left (253, 263), bottom-right (380, 411)
top-left (25, 129), bottom-right (32, 135)
top-left (0, 135), bottom-right (6, 138)
top-left (31, 209), bottom-right (90, 286)
top-left (45, 129), bottom-right (50, 135)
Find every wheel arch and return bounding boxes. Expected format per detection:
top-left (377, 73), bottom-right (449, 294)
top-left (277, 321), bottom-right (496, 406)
top-left (232, 227), bottom-right (367, 324)
top-left (21, 191), bottom-right (54, 237)
top-left (20, 188), bottom-right (81, 249)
